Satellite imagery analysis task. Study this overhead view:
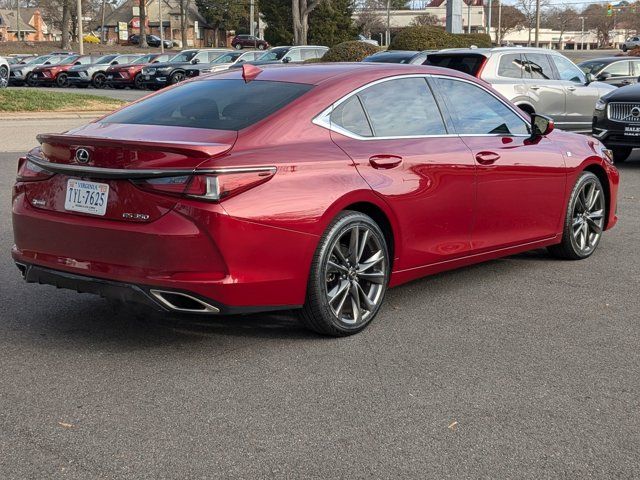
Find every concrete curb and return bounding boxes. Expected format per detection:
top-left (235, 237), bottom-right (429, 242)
top-left (1, 111), bottom-right (108, 120)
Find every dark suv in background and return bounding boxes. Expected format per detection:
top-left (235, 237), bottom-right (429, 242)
top-left (579, 57), bottom-right (640, 88)
top-left (140, 49), bottom-right (231, 89)
top-left (231, 34), bottom-right (269, 50)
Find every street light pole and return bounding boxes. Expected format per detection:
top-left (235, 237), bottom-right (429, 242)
top-left (497, 0), bottom-right (502, 45)
top-left (77, 0), bottom-right (84, 54)
top-left (534, 0), bottom-right (540, 47)
top-left (16, 0), bottom-right (20, 41)
top-left (487, 0), bottom-right (492, 36)
top-left (100, 0), bottom-right (106, 44)
top-left (579, 16), bottom-right (585, 51)
top-left (158, 0), bottom-right (164, 53)
top-left (386, 0), bottom-right (390, 46)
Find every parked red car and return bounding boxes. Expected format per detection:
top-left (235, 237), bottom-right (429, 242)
top-left (231, 34), bottom-right (269, 50)
top-left (106, 53), bottom-right (172, 89)
top-left (30, 54), bottom-right (93, 88)
top-left (12, 63), bottom-right (619, 336)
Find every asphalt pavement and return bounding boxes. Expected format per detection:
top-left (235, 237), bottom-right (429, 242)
top-left (0, 120), bottom-right (639, 478)
top-left (6, 86), bottom-right (148, 102)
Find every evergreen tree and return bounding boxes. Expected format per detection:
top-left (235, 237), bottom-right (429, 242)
top-left (309, 0), bottom-right (357, 46)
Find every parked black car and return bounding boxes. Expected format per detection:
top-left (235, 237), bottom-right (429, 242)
top-left (139, 49), bottom-right (231, 89)
top-left (129, 34), bottom-right (173, 49)
top-left (579, 57), bottom-right (640, 88)
top-left (362, 50), bottom-right (431, 65)
top-left (592, 83), bottom-right (640, 162)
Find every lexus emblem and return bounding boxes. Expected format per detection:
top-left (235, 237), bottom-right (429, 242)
top-left (632, 107), bottom-right (640, 118)
top-left (75, 148), bottom-right (90, 164)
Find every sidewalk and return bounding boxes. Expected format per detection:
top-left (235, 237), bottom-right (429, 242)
top-left (0, 117), bottom-right (95, 153)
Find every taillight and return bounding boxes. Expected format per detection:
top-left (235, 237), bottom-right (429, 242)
top-left (17, 150), bottom-right (54, 182)
top-left (133, 168), bottom-right (276, 202)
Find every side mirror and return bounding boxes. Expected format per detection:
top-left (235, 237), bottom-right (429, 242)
top-left (44, 61), bottom-right (51, 65)
top-left (111, 61), bottom-right (118, 65)
top-left (531, 114), bottom-right (554, 138)
top-left (74, 62), bottom-right (81, 65)
top-left (586, 72), bottom-right (597, 84)
top-left (596, 72), bottom-right (610, 81)
top-left (191, 58), bottom-right (200, 64)
top-left (282, 56), bottom-right (291, 63)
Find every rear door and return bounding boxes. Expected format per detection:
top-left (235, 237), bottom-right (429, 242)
top-left (432, 75), bottom-right (567, 250)
top-left (550, 53), bottom-right (600, 131)
top-left (326, 75), bottom-right (476, 269)
top-left (522, 52), bottom-right (566, 125)
top-left (599, 60), bottom-right (636, 86)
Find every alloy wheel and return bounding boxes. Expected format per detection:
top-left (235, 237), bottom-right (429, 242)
top-left (570, 178), bottom-right (604, 256)
top-left (93, 73), bottom-right (106, 89)
top-left (171, 72), bottom-right (184, 84)
top-left (0, 66), bottom-right (8, 88)
top-left (324, 224), bottom-right (387, 326)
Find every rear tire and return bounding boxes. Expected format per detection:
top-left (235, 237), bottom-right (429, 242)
top-left (92, 72), bottom-right (107, 89)
top-left (55, 73), bottom-right (69, 88)
top-left (25, 72), bottom-right (37, 87)
top-left (235, 44), bottom-right (242, 50)
top-left (623, 45), bottom-right (628, 52)
top-left (299, 211), bottom-right (390, 336)
top-left (258, 44), bottom-right (265, 50)
top-left (612, 147), bottom-right (632, 163)
top-left (548, 171), bottom-right (605, 260)
top-left (0, 65), bottom-right (8, 89)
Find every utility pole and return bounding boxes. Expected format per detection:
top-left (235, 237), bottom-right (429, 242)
top-left (16, 0), bottom-right (20, 41)
top-left (100, 0), bottom-right (106, 43)
top-left (497, 0), bottom-right (502, 45)
top-left (249, 0), bottom-right (255, 37)
top-left (385, 0), bottom-right (390, 46)
top-left (467, 2), bottom-right (471, 34)
top-left (534, 0), bottom-right (540, 47)
top-left (487, 0), bottom-right (492, 36)
top-left (77, 0), bottom-right (84, 54)
top-left (579, 16), bottom-right (585, 51)
top-left (158, 0), bottom-right (164, 53)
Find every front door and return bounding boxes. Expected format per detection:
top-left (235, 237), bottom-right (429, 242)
top-left (326, 76), bottom-right (476, 270)
top-left (522, 52), bottom-right (566, 125)
top-left (432, 75), bottom-right (567, 251)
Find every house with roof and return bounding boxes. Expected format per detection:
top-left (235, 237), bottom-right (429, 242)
top-left (0, 8), bottom-right (58, 42)
top-left (99, 0), bottom-right (218, 47)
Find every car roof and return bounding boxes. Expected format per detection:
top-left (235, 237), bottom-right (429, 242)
top-left (431, 46), bottom-right (560, 56)
top-left (369, 50), bottom-right (419, 57)
top-left (204, 62), bottom-right (466, 86)
top-left (578, 57), bottom-right (631, 64)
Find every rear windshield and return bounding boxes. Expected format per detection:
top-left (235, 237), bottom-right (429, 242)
top-left (102, 79), bottom-right (313, 131)
top-left (427, 54), bottom-right (486, 76)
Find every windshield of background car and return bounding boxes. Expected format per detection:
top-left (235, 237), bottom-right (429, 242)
top-left (46, 56), bottom-right (69, 65)
top-left (132, 54), bottom-right (157, 64)
top-left (212, 53), bottom-right (242, 64)
top-left (95, 55), bottom-right (118, 64)
top-left (579, 61), bottom-right (607, 74)
top-left (169, 51), bottom-right (197, 63)
top-left (26, 55), bottom-right (51, 64)
top-left (426, 54), bottom-right (486, 76)
top-left (258, 48), bottom-right (289, 61)
top-left (56, 55), bottom-right (78, 64)
top-left (101, 79), bottom-right (314, 131)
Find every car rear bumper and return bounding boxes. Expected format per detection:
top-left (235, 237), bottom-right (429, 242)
top-left (12, 188), bottom-right (315, 312)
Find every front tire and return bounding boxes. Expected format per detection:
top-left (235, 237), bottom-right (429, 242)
top-left (612, 147), bottom-right (632, 163)
top-left (235, 44), bottom-right (243, 50)
top-left (25, 72), bottom-right (37, 87)
top-left (169, 71), bottom-right (185, 84)
top-left (299, 211), bottom-right (390, 336)
top-left (134, 73), bottom-right (145, 89)
top-left (92, 72), bottom-right (107, 89)
top-left (55, 73), bottom-right (69, 88)
top-left (548, 172), bottom-right (605, 260)
top-left (623, 45), bottom-right (628, 52)
top-left (0, 65), bottom-right (8, 89)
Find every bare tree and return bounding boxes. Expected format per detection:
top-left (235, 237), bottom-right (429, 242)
top-left (544, 6), bottom-right (580, 44)
top-left (61, 0), bottom-right (71, 49)
top-left (292, 0), bottom-right (321, 45)
top-left (517, 0), bottom-right (548, 46)
top-left (582, 4), bottom-right (614, 47)
top-left (139, 0), bottom-right (148, 48)
top-left (410, 13), bottom-right (439, 27)
top-left (180, 0), bottom-right (190, 48)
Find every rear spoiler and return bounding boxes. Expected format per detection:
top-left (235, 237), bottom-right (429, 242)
top-left (36, 133), bottom-right (232, 159)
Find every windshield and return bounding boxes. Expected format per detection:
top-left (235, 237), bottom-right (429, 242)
top-left (95, 55), bottom-right (118, 64)
top-left (258, 48), bottom-right (289, 61)
top-left (46, 56), bottom-right (69, 65)
top-left (57, 55), bottom-right (78, 64)
top-left (26, 55), bottom-right (51, 65)
top-left (579, 61), bottom-right (607, 74)
top-left (169, 51), bottom-right (197, 63)
top-left (363, 54), bottom-right (413, 64)
top-left (211, 53), bottom-right (242, 64)
top-left (132, 54), bottom-right (157, 64)
top-left (102, 79), bottom-right (313, 131)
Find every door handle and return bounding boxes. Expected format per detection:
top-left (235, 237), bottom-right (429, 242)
top-left (475, 151), bottom-right (500, 165)
top-left (567, 86), bottom-right (577, 91)
top-left (369, 155), bottom-right (403, 169)
top-left (530, 85), bottom-right (540, 90)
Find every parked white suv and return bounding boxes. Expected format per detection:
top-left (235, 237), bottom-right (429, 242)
top-left (621, 36), bottom-right (640, 52)
top-left (0, 56), bottom-right (9, 88)
top-left (428, 47), bottom-right (616, 132)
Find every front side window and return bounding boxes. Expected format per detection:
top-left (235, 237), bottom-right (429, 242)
top-left (258, 48), bottom-right (289, 61)
top-left (435, 78), bottom-right (530, 136)
top-left (95, 55), bottom-right (118, 65)
top-left (602, 61), bottom-right (630, 77)
top-left (523, 53), bottom-right (554, 80)
top-left (498, 54), bottom-right (526, 78)
top-left (357, 77), bottom-right (447, 137)
top-left (286, 49), bottom-right (303, 62)
top-left (552, 55), bottom-right (586, 83)
top-left (102, 79), bottom-right (313, 131)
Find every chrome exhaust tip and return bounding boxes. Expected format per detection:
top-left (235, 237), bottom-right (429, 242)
top-left (149, 289), bottom-right (220, 314)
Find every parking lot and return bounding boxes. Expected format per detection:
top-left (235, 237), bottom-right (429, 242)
top-left (0, 116), bottom-right (639, 478)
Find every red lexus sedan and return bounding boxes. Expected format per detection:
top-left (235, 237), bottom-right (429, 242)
top-left (12, 63), bottom-right (619, 336)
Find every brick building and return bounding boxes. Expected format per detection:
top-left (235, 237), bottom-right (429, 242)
top-left (0, 9), bottom-right (57, 42)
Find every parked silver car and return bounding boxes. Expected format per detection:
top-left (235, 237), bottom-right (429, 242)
top-left (621, 36), bottom-right (640, 52)
top-left (0, 56), bottom-right (8, 88)
top-left (428, 47), bottom-right (616, 132)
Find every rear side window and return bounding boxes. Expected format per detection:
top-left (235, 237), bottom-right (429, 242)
top-left (357, 77), bottom-right (446, 137)
top-left (523, 53), bottom-right (554, 80)
top-left (603, 61), bottom-right (631, 77)
top-left (330, 96), bottom-right (372, 137)
top-left (435, 78), bottom-right (529, 135)
top-left (427, 54), bottom-right (486, 76)
top-left (102, 79), bottom-right (313, 131)
top-left (498, 54), bottom-right (526, 78)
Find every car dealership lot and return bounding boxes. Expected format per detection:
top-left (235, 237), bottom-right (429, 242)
top-left (1, 118), bottom-right (639, 477)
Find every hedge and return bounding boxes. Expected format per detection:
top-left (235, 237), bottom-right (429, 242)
top-left (389, 26), bottom-right (492, 51)
top-left (321, 41), bottom-right (380, 62)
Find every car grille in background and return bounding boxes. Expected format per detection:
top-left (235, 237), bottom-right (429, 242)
top-left (608, 102), bottom-right (640, 123)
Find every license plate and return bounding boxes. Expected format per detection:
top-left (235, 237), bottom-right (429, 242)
top-left (144, 75), bottom-right (150, 80)
top-left (107, 74), bottom-right (113, 79)
top-left (64, 179), bottom-right (109, 216)
top-left (624, 126), bottom-right (640, 136)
